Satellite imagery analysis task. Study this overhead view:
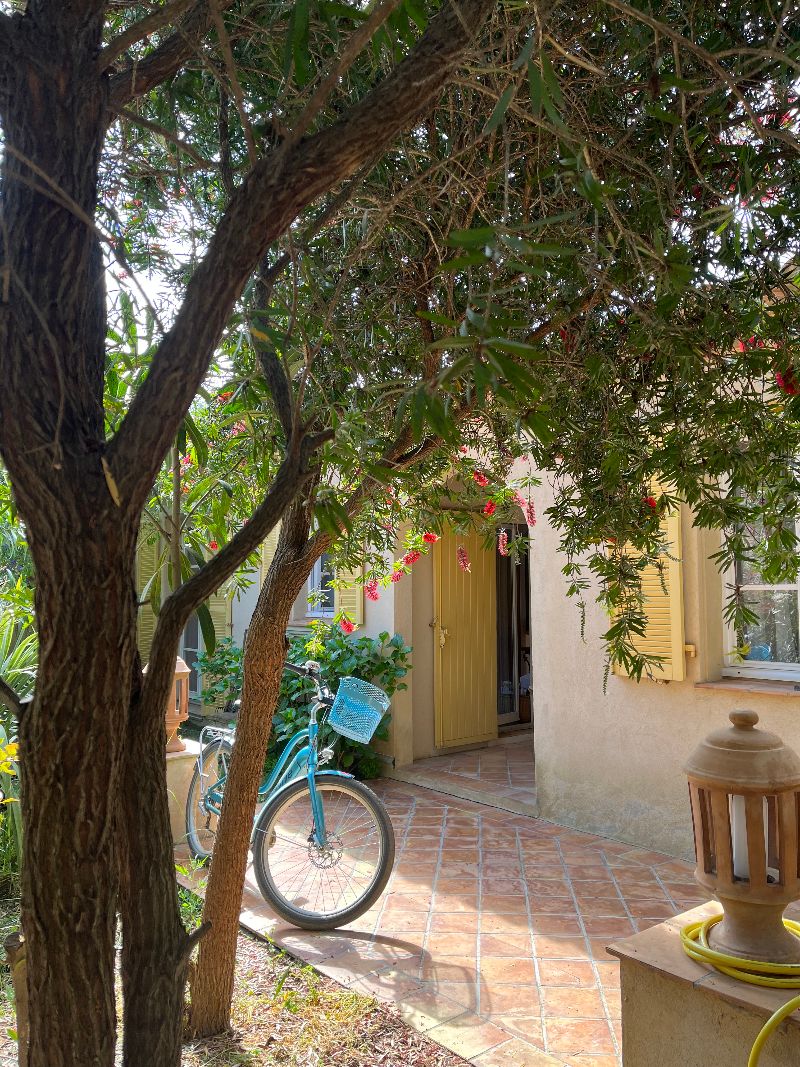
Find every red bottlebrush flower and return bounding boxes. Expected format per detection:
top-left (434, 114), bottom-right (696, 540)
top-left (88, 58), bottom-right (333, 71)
top-left (459, 445), bottom-right (468, 453)
top-left (776, 368), bottom-right (800, 396)
top-left (473, 471), bottom-right (489, 487)
top-left (643, 496), bottom-right (657, 510)
top-left (513, 491), bottom-right (536, 527)
top-left (180, 454), bottom-right (192, 470)
top-left (403, 550), bottom-right (422, 565)
top-left (218, 390), bottom-right (233, 403)
top-left (422, 532), bottom-right (440, 544)
top-left (390, 570), bottom-right (404, 583)
top-left (208, 540), bottom-right (219, 551)
top-left (498, 529), bottom-right (509, 557)
top-left (340, 618), bottom-right (356, 635)
top-left (231, 419), bottom-right (247, 436)
top-left (457, 545), bottom-right (471, 573)
top-left (365, 580), bottom-right (380, 601)
top-left (483, 501), bottom-right (496, 516)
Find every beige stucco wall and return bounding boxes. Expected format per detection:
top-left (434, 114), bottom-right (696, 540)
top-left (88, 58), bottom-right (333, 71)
top-left (530, 479), bottom-right (800, 860)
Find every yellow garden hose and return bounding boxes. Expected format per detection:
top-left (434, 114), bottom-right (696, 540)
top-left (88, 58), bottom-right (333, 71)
top-left (681, 914), bottom-right (800, 1067)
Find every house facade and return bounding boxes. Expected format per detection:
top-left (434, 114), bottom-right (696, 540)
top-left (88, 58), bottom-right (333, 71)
top-left (138, 460), bottom-right (800, 861)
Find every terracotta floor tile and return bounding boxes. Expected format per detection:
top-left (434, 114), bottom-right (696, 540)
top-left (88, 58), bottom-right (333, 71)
top-left (544, 1018), bottom-right (617, 1056)
top-left (425, 1013), bottom-right (510, 1059)
top-left (531, 915), bottom-right (583, 936)
top-left (593, 961), bottom-right (621, 989)
top-left (531, 896), bottom-right (580, 914)
top-left (431, 911), bottom-right (481, 932)
top-left (537, 959), bottom-right (597, 988)
top-left (479, 955), bottom-right (537, 984)
top-left (541, 986), bottom-right (606, 1020)
top-left (378, 911), bottom-right (430, 933)
top-left (481, 912), bottom-right (536, 935)
top-left (580, 917), bottom-right (635, 937)
top-left (421, 958), bottom-right (479, 983)
top-left (480, 986), bottom-right (541, 1017)
top-left (470, 1037), bottom-right (564, 1066)
top-left (565, 1057), bottom-right (619, 1067)
top-left (481, 893), bottom-right (530, 914)
top-left (480, 933), bottom-right (533, 957)
top-left (426, 932), bottom-right (479, 957)
top-left (534, 935), bottom-right (590, 960)
top-left (490, 1015), bottom-right (545, 1046)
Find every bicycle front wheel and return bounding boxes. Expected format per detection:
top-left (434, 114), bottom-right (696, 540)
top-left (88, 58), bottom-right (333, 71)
top-left (185, 738), bottom-right (232, 860)
top-left (252, 774), bottom-right (395, 930)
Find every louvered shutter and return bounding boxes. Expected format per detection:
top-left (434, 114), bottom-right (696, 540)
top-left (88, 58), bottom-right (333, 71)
top-left (334, 566), bottom-right (364, 628)
top-left (613, 489), bottom-right (686, 681)
top-left (260, 523), bottom-right (281, 584)
top-left (136, 535), bottom-right (160, 662)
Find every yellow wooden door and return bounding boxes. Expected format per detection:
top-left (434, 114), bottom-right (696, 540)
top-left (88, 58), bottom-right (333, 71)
top-left (434, 527), bottom-right (498, 748)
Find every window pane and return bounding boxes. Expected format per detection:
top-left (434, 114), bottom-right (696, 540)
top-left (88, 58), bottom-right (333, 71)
top-left (741, 590), bottom-right (800, 664)
top-left (319, 554), bottom-right (335, 612)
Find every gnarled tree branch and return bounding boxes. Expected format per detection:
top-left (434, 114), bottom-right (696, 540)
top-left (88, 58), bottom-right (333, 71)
top-left (106, 0), bottom-right (499, 516)
top-left (0, 676), bottom-right (23, 720)
top-left (100, 0), bottom-right (197, 70)
top-left (108, 0), bottom-right (236, 109)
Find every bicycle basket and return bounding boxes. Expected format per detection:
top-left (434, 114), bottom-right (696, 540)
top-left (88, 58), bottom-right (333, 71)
top-left (328, 677), bottom-right (390, 744)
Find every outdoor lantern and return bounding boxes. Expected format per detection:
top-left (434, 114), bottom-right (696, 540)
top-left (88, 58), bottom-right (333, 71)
top-left (143, 656), bottom-right (190, 753)
top-left (685, 710), bottom-right (800, 963)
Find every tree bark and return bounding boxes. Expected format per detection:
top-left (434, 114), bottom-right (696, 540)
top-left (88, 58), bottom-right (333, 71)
top-left (188, 502), bottom-right (320, 1035)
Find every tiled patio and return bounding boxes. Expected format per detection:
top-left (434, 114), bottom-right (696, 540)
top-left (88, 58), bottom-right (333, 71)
top-left (387, 733), bottom-right (538, 816)
top-left (184, 778), bottom-right (709, 1066)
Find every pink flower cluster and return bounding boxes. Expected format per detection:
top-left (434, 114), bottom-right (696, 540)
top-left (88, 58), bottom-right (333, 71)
top-left (473, 471), bottom-right (489, 488)
top-left (514, 491), bottom-right (536, 527)
top-left (340, 618), bottom-right (355, 634)
top-left (365, 579), bottom-right (380, 601)
top-left (403, 550), bottom-right (422, 565)
top-left (498, 529), bottom-right (509, 557)
top-left (483, 501), bottom-right (496, 516)
top-left (422, 532), bottom-right (439, 544)
top-left (457, 545), bottom-right (471, 573)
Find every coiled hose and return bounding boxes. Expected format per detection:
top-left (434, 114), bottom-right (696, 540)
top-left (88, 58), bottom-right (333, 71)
top-left (681, 914), bottom-right (800, 1067)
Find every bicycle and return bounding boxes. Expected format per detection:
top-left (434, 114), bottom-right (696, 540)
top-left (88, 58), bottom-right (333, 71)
top-left (185, 660), bottom-right (396, 930)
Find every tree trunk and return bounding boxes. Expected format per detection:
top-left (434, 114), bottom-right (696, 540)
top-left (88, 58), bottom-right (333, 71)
top-left (189, 503), bottom-right (317, 1035)
top-left (118, 653), bottom-right (194, 1067)
top-left (19, 517), bottom-right (139, 1067)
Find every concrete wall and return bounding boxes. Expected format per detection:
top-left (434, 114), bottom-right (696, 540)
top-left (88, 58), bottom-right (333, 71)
top-left (530, 479), bottom-right (800, 860)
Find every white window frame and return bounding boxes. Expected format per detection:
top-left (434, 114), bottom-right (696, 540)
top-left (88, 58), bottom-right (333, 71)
top-left (307, 554), bottom-right (335, 619)
top-left (181, 613), bottom-right (204, 699)
top-left (722, 548), bottom-right (800, 681)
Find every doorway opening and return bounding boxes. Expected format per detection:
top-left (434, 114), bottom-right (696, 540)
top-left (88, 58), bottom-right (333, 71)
top-left (496, 524), bottom-right (531, 728)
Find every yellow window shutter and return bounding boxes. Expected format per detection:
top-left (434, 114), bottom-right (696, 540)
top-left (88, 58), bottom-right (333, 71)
top-left (334, 566), bottom-right (364, 628)
top-left (136, 534), bottom-right (160, 663)
top-left (614, 492), bottom-right (686, 681)
top-left (260, 522), bottom-right (281, 584)
top-left (208, 589), bottom-right (232, 647)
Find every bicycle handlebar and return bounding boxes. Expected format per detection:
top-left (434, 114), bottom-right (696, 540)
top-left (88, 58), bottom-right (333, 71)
top-left (283, 660), bottom-right (321, 678)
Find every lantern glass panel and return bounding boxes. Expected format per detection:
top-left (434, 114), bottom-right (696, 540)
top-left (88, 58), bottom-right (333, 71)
top-left (699, 788), bottom-right (716, 876)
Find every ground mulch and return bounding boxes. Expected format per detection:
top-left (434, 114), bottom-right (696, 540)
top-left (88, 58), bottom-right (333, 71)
top-left (0, 912), bottom-right (466, 1067)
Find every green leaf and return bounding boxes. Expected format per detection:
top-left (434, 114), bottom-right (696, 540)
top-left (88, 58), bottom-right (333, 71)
top-left (446, 226), bottom-right (496, 248)
top-left (197, 601), bottom-right (216, 655)
top-left (483, 84), bottom-right (516, 134)
top-left (292, 0), bottom-right (311, 86)
top-left (513, 32), bottom-right (537, 71)
top-left (183, 413), bottom-right (209, 469)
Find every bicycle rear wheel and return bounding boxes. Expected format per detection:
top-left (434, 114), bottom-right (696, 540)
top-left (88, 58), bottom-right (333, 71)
top-left (251, 773), bottom-right (395, 930)
top-left (185, 738), bottom-right (232, 860)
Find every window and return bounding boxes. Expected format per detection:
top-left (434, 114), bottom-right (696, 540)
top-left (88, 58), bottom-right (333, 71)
top-left (182, 613), bottom-right (203, 699)
top-left (307, 553), bottom-right (335, 618)
top-left (724, 520), bottom-right (800, 680)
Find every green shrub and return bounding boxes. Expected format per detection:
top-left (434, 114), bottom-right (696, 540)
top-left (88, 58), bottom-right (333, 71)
top-left (275, 624), bottom-right (412, 779)
top-left (197, 624), bottom-right (412, 780)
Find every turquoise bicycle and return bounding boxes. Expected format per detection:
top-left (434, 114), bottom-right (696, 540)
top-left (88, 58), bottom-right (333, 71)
top-left (185, 660), bottom-right (395, 930)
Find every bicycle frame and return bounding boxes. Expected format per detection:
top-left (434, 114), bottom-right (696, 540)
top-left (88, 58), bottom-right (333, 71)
top-left (196, 694), bottom-right (340, 848)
